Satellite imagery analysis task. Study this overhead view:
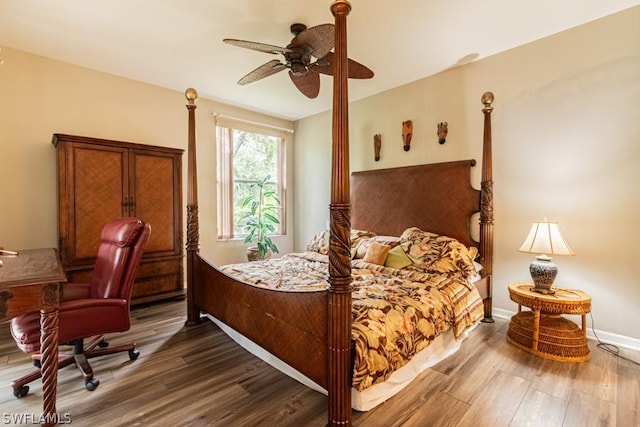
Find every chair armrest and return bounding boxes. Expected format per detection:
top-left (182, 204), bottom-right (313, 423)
top-left (60, 298), bottom-right (127, 312)
top-left (58, 298), bottom-right (131, 342)
top-left (61, 282), bottom-right (92, 301)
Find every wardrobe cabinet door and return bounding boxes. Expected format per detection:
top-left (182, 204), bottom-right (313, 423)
top-left (60, 142), bottom-right (129, 266)
top-left (130, 149), bottom-right (182, 257)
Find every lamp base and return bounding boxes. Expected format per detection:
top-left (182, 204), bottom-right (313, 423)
top-left (531, 286), bottom-right (556, 295)
top-left (529, 255), bottom-right (558, 294)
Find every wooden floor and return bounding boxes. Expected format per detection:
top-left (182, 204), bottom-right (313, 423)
top-left (1, 299), bottom-right (638, 426)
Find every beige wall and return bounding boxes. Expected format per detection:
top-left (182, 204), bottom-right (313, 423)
top-left (294, 7), bottom-right (640, 343)
top-left (0, 47), bottom-right (295, 267)
top-left (2, 7), bottom-right (638, 345)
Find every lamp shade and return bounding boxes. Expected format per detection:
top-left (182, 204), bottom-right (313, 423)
top-left (518, 221), bottom-right (574, 256)
top-left (518, 220), bottom-right (574, 294)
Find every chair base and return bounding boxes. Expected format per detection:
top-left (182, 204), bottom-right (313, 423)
top-left (11, 336), bottom-right (139, 398)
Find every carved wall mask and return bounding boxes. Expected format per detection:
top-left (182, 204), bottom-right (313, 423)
top-left (437, 122), bottom-right (448, 144)
top-left (374, 134), bottom-right (381, 161)
top-left (402, 120), bottom-right (413, 151)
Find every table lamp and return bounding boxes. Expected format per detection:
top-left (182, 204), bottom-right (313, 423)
top-left (518, 219), bottom-right (574, 294)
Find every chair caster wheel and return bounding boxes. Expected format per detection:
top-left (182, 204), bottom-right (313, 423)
top-left (13, 385), bottom-right (29, 398)
top-left (98, 340), bottom-right (109, 348)
top-left (85, 378), bottom-right (100, 391)
top-left (128, 349), bottom-right (140, 360)
top-left (33, 359), bottom-right (42, 368)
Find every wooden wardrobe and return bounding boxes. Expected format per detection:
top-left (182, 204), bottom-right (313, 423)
top-left (53, 134), bottom-right (184, 304)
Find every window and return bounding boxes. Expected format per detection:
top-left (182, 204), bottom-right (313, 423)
top-left (216, 118), bottom-right (287, 240)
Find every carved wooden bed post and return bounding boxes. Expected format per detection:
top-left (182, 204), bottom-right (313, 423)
top-left (185, 87), bottom-right (201, 326)
top-left (479, 91), bottom-right (495, 322)
top-left (328, 1), bottom-right (353, 425)
top-left (179, 2), bottom-right (493, 420)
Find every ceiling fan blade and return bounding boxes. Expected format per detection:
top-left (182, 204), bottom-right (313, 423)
top-left (223, 38), bottom-right (291, 55)
top-left (238, 60), bottom-right (287, 85)
top-left (289, 68), bottom-right (320, 98)
top-left (290, 24), bottom-right (334, 59)
top-left (314, 52), bottom-right (374, 79)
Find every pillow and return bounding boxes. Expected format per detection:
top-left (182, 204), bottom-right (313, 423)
top-left (350, 229), bottom-right (377, 249)
top-left (362, 242), bottom-right (391, 265)
top-left (353, 239), bottom-right (368, 259)
top-left (399, 227), bottom-right (478, 278)
top-left (370, 235), bottom-right (400, 247)
top-left (384, 245), bottom-right (413, 269)
top-left (473, 261), bottom-right (483, 273)
top-left (306, 229), bottom-right (330, 254)
top-left (353, 235), bottom-right (400, 259)
top-left (307, 228), bottom-right (376, 255)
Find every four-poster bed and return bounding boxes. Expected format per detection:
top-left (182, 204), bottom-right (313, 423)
top-left (184, 2), bottom-right (495, 425)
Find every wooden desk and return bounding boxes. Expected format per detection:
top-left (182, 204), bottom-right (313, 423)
top-left (507, 282), bottom-right (591, 362)
top-left (0, 248), bottom-right (66, 426)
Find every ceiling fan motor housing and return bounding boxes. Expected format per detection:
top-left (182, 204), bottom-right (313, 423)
top-left (285, 45), bottom-right (313, 76)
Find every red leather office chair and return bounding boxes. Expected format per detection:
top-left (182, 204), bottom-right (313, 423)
top-left (10, 217), bottom-right (150, 397)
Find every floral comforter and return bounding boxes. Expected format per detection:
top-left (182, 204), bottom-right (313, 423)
top-left (220, 246), bottom-right (483, 391)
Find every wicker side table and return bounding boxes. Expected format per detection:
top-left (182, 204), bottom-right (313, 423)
top-left (507, 282), bottom-right (591, 362)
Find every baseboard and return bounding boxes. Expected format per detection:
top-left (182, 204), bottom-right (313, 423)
top-left (493, 308), bottom-right (640, 352)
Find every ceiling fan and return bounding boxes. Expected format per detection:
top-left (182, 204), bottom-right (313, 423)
top-left (223, 23), bottom-right (374, 98)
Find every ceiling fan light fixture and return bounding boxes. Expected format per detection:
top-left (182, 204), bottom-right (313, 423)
top-left (290, 62), bottom-right (307, 76)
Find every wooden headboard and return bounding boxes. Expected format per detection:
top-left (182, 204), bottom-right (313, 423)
top-left (351, 160), bottom-right (480, 249)
top-left (351, 90), bottom-right (495, 311)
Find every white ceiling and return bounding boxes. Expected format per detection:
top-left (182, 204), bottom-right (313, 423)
top-left (1, 0), bottom-right (638, 121)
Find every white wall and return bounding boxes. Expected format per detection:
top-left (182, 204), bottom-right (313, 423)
top-left (0, 47), bottom-right (295, 268)
top-left (294, 7), bottom-right (640, 342)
